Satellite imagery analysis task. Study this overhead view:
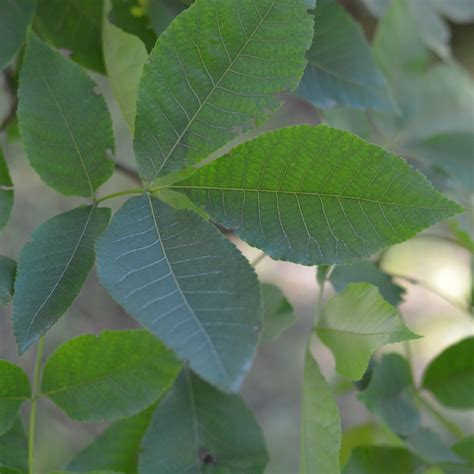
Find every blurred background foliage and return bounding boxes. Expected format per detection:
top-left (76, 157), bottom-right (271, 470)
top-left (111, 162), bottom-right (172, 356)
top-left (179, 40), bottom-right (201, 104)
top-left (0, 0), bottom-right (472, 472)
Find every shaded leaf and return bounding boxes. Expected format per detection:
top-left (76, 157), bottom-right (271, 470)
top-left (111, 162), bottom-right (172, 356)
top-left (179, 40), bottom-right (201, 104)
top-left (300, 350), bottom-right (341, 474)
top-left (0, 418), bottom-right (28, 472)
top-left (359, 353), bottom-right (420, 435)
top-left (96, 195), bottom-right (261, 391)
top-left (148, 0), bottom-right (187, 36)
top-left (134, 0), bottom-right (314, 182)
top-left (316, 283), bottom-right (418, 380)
top-left (41, 330), bottom-right (181, 421)
top-left (139, 369), bottom-right (268, 473)
top-left (18, 33), bottom-right (115, 198)
top-left (0, 256), bottom-right (16, 307)
top-left (173, 125), bottom-right (462, 265)
top-left (0, 0), bottom-right (35, 71)
top-left (422, 337), bottom-right (474, 409)
top-left (13, 206), bottom-right (111, 353)
top-left (0, 146), bottom-right (13, 232)
top-left (261, 283), bottom-right (296, 341)
top-left (296, 0), bottom-right (393, 111)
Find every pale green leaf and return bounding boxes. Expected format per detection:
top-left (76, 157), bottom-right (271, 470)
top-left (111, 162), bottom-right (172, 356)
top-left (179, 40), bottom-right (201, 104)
top-left (35, 0), bottom-right (105, 72)
top-left (0, 418), bottom-right (28, 472)
top-left (103, 1), bottom-right (148, 132)
top-left (41, 330), bottom-right (181, 421)
top-left (261, 283), bottom-right (296, 341)
top-left (0, 361), bottom-right (30, 436)
top-left (96, 195), bottom-right (262, 391)
top-left (359, 353), bottom-right (420, 435)
top-left (300, 350), bottom-right (341, 474)
top-left (139, 369), bottom-right (268, 473)
top-left (134, 0), bottom-right (314, 183)
top-left (316, 283), bottom-right (418, 380)
top-left (0, 0), bottom-right (35, 71)
top-left (12, 206), bottom-right (111, 354)
top-left (18, 32), bottom-right (115, 198)
top-left (296, 0), bottom-right (393, 111)
top-left (0, 256), bottom-right (16, 306)
top-left (0, 146), bottom-right (13, 232)
top-left (422, 337), bottom-right (474, 409)
top-left (172, 125), bottom-right (462, 265)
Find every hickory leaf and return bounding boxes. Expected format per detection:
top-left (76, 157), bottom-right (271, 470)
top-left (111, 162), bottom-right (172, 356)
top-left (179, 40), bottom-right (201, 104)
top-left (12, 206), bottom-right (111, 354)
top-left (0, 146), bottom-right (13, 232)
top-left (316, 283), bottom-right (419, 380)
top-left (41, 330), bottom-right (181, 421)
top-left (134, 0), bottom-right (314, 183)
top-left (139, 369), bottom-right (268, 473)
top-left (18, 33), bottom-right (115, 198)
top-left (0, 256), bottom-right (16, 306)
top-left (172, 125), bottom-right (462, 265)
top-left (96, 194), bottom-right (262, 391)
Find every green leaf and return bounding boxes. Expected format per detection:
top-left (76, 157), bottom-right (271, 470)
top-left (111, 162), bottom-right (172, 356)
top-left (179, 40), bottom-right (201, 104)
top-left (103, 1), bottom-right (148, 131)
top-left (12, 206), bottom-right (111, 354)
top-left (342, 446), bottom-right (422, 474)
top-left (139, 369), bottom-right (268, 473)
top-left (17, 32), bottom-right (115, 198)
top-left (0, 360), bottom-right (30, 436)
top-left (41, 330), bottom-right (181, 421)
top-left (35, 0), bottom-right (105, 72)
top-left (0, 256), bottom-right (16, 307)
top-left (422, 337), bottom-right (474, 409)
top-left (300, 350), bottom-right (341, 474)
top-left (96, 194), bottom-right (262, 391)
top-left (261, 283), bottom-right (296, 341)
top-left (68, 406), bottom-right (154, 473)
top-left (0, 418), bottom-right (28, 472)
top-left (172, 125), bottom-right (462, 265)
top-left (453, 435), bottom-right (474, 465)
top-left (134, 0), bottom-right (314, 183)
top-left (0, 0), bottom-right (35, 71)
top-left (296, 0), bottom-right (393, 111)
top-left (359, 353), bottom-right (420, 435)
top-left (148, 0), bottom-right (187, 36)
top-left (316, 283), bottom-right (418, 380)
top-left (328, 261), bottom-right (405, 306)
top-left (0, 146), bottom-right (14, 232)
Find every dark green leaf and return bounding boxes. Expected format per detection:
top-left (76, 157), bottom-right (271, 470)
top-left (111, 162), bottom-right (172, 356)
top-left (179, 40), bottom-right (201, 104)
top-left (0, 418), bottom-right (28, 472)
top-left (173, 125), bottom-right (462, 265)
top-left (359, 353), bottom-right (420, 435)
top-left (134, 0), bottom-right (314, 183)
top-left (139, 369), bottom-right (268, 473)
top-left (0, 146), bottom-right (14, 232)
top-left (148, 0), bottom-right (187, 36)
top-left (0, 0), bottom-right (35, 71)
top-left (329, 261), bottom-right (404, 306)
top-left (296, 0), bottom-right (393, 111)
top-left (96, 195), bottom-right (262, 391)
top-left (453, 435), bottom-right (474, 465)
top-left (422, 337), bottom-right (474, 409)
top-left (0, 256), bottom-right (16, 306)
top-left (316, 283), bottom-right (419, 380)
top-left (18, 33), bottom-right (115, 198)
top-left (41, 330), bottom-right (181, 421)
top-left (261, 283), bottom-right (296, 341)
top-left (68, 406), bottom-right (154, 473)
top-left (35, 0), bottom-right (105, 72)
top-left (300, 350), bottom-right (341, 474)
top-left (0, 361), bottom-right (30, 436)
top-left (13, 206), bottom-right (111, 353)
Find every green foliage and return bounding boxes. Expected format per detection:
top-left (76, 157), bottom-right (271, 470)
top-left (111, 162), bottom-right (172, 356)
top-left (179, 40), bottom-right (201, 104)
top-left (0, 360), bottom-right (30, 435)
top-left (96, 194), bottom-right (261, 391)
top-left (0, 418), bottom-right (28, 472)
top-left (316, 283), bottom-right (418, 380)
top-left (0, 146), bottom-right (13, 232)
top-left (0, 256), bottom-right (16, 306)
top-left (12, 206), bottom-right (111, 353)
top-left (18, 33), bottom-right (115, 198)
top-left (422, 337), bottom-right (474, 409)
top-left (261, 283), bottom-right (296, 341)
top-left (41, 330), bottom-right (181, 421)
top-left (173, 125), bottom-right (461, 265)
top-left (134, 0), bottom-right (314, 182)
top-left (139, 369), bottom-right (268, 473)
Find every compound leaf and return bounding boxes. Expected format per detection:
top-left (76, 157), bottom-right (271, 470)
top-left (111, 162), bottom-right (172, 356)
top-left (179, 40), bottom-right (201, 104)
top-left (134, 0), bottom-right (314, 183)
top-left (139, 369), bottom-right (268, 473)
top-left (41, 330), bottom-right (181, 421)
top-left (18, 32), bottom-right (115, 198)
top-left (172, 125), bottom-right (462, 265)
top-left (0, 256), bottom-right (16, 306)
top-left (316, 283), bottom-right (419, 380)
top-left (0, 146), bottom-right (13, 232)
top-left (12, 206), bottom-right (111, 354)
top-left (0, 418), bottom-right (28, 472)
top-left (96, 195), bottom-right (261, 392)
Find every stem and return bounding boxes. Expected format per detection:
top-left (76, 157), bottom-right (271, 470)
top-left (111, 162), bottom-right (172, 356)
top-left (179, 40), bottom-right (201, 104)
top-left (28, 336), bottom-right (45, 474)
top-left (96, 188), bottom-right (145, 204)
top-left (314, 265), bottom-right (335, 326)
